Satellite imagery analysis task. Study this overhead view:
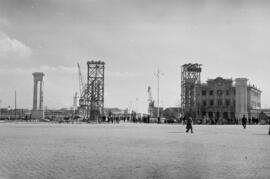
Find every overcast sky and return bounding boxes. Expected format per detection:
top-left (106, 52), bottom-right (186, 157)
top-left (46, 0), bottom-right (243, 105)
top-left (0, 0), bottom-right (270, 112)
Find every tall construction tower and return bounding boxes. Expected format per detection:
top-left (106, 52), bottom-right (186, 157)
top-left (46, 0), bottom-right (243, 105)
top-left (181, 63), bottom-right (202, 119)
top-left (85, 60), bottom-right (105, 122)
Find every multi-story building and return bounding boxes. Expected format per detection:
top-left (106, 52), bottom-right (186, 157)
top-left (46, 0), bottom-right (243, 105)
top-left (247, 85), bottom-right (261, 120)
top-left (196, 77), bottom-right (261, 124)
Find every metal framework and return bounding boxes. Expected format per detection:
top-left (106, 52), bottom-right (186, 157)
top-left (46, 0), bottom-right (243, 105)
top-left (181, 63), bottom-right (202, 118)
top-left (85, 60), bottom-right (105, 121)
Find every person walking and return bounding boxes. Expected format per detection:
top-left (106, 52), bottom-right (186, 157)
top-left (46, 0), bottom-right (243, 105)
top-left (186, 116), bottom-right (193, 133)
top-left (268, 118), bottom-right (270, 135)
top-left (242, 115), bottom-right (247, 129)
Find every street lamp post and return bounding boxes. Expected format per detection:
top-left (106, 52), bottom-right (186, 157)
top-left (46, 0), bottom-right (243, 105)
top-left (14, 91), bottom-right (17, 120)
top-left (155, 68), bottom-right (163, 123)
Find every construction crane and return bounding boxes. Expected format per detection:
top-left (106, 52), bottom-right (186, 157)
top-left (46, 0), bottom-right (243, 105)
top-left (77, 63), bottom-right (85, 97)
top-left (77, 63), bottom-right (88, 106)
top-left (147, 86), bottom-right (155, 117)
top-left (73, 92), bottom-right (78, 110)
top-left (147, 86), bottom-right (153, 103)
top-left (77, 63), bottom-right (88, 118)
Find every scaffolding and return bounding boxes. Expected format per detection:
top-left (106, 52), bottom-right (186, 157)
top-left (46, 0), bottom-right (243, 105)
top-left (181, 63), bottom-right (202, 119)
top-left (84, 60), bottom-right (105, 121)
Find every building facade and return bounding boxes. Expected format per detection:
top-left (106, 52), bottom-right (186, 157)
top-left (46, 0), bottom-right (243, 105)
top-left (196, 77), bottom-right (261, 124)
top-left (247, 85), bottom-right (262, 120)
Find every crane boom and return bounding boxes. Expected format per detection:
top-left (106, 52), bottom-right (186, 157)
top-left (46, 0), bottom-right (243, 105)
top-left (77, 63), bottom-right (85, 97)
top-left (147, 86), bottom-right (153, 102)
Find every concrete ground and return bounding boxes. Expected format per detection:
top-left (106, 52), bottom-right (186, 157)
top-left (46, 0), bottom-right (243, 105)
top-left (0, 123), bottom-right (269, 179)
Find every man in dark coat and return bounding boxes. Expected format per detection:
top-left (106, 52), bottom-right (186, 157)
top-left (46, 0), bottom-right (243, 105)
top-left (242, 115), bottom-right (247, 129)
top-left (268, 118), bottom-right (270, 135)
top-left (186, 116), bottom-right (193, 133)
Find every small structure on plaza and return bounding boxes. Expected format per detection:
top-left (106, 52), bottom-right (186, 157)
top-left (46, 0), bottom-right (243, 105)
top-left (31, 72), bottom-right (45, 119)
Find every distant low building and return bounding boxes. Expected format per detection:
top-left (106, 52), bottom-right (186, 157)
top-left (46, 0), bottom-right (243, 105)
top-left (150, 107), bottom-right (163, 118)
top-left (0, 108), bottom-right (30, 119)
top-left (104, 108), bottom-right (126, 115)
top-left (258, 109), bottom-right (270, 124)
top-left (162, 107), bottom-right (182, 120)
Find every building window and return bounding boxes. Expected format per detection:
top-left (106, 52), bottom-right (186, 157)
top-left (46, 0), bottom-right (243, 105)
top-left (210, 100), bottom-right (214, 106)
top-left (226, 90), bottom-right (230, 95)
top-left (226, 99), bottom-right (230, 106)
top-left (202, 100), bottom-right (207, 106)
top-left (209, 90), bottom-right (213, 96)
top-left (202, 111), bottom-right (206, 116)
top-left (217, 90), bottom-right (223, 96)
top-left (217, 99), bottom-right (222, 106)
top-left (202, 90), bottom-right (206, 96)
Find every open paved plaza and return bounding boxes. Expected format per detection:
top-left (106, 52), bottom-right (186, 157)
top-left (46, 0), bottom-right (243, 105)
top-left (0, 123), bottom-right (269, 179)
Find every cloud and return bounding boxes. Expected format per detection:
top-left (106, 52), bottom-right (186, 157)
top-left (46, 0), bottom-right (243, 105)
top-left (0, 31), bottom-right (32, 59)
top-left (0, 65), bottom-right (138, 78)
top-left (106, 71), bottom-right (140, 78)
top-left (0, 65), bottom-right (77, 75)
top-left (0, 17), bottom-right (9, 26)
top-left (32, 65), bottom-right (77, 73)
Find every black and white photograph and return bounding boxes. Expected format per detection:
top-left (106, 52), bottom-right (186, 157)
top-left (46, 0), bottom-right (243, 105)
top-left (0, 0), bottom-right (270, 178)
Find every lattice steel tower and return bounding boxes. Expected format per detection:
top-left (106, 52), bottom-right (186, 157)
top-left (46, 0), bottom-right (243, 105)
top-left (181, 63), bottom-right (202, 118)
top-left (85, 60), bottom-right (105, 121)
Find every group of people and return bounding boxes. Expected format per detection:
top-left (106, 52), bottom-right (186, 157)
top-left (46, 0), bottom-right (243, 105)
top-left (184, 114), bottom-right (270, 135)
top-left (238, 114), bottom-right (269, 135)
top-left (185, 114), bottom-right (249, 133)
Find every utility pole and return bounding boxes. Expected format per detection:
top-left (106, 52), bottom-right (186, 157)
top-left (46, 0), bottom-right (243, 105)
top-left (177, 98), bottom-right (180, 119)
top-left (14, 90), bottom-right (17, 120)
top-left (155, 68), bottom-right (163, 123)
